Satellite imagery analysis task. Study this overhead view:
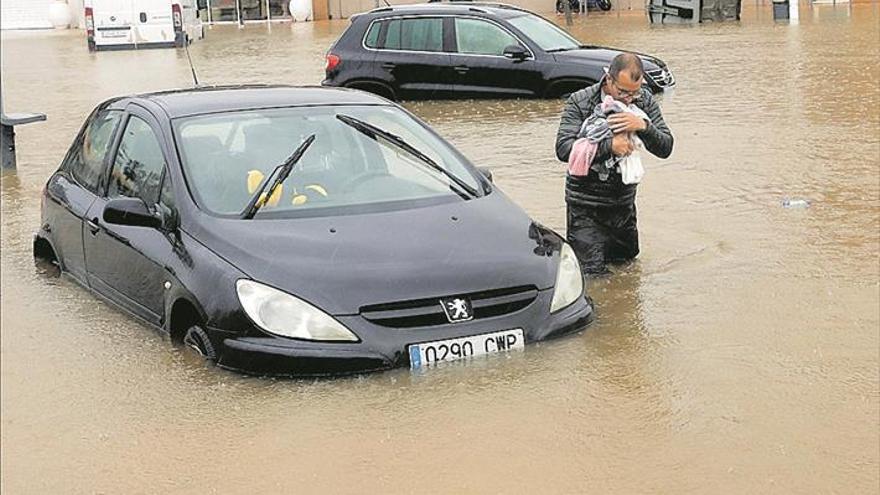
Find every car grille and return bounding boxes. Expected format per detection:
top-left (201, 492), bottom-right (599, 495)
top-left (647, 68), bottom-right (675, 88)
top-left (360, 286), bottom-right (539, 328)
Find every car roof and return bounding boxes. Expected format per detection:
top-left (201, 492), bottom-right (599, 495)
top-left (363, 2), bottom-right (531, 19)
top-left (119, 85), bottom-right (393, 119)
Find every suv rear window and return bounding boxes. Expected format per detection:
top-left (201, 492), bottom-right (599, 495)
top-left (371, 17), bottom-right (443, 52)
top-left (364, 21), bottom-right (381, 48)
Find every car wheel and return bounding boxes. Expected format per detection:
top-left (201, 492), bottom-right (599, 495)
top-left (183, 325), bottom-right (217, 361)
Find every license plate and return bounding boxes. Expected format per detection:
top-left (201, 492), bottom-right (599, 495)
top-left (408, 329), bottom-right (525, 369)
top-left (99, 28), bottom-right (130, 39)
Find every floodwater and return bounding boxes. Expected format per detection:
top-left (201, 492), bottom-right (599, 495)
top-left (2, 5), bottom-right (879, 493)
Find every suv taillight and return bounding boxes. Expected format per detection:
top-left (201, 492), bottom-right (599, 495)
top-left (85, 7), bottom-right (96, 51)
top-left (84, 7), bottom-right (94, 33)
top-left (172, 4), bottom-right (182, 30)
top-left (325, 53), bottom-right (341, 72)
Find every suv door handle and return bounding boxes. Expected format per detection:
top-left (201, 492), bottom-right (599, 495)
top-left (87, 218), bottom-right (101, 236)
top-left (454, 66), bottom-right (469, 74)
top-left (381, 62), bottom-right (395, 70)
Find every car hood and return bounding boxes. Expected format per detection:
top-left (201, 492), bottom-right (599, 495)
top-left (553, 46), bottom-right (665, 71)
top-left (188, 193), bottom-right (564, 316)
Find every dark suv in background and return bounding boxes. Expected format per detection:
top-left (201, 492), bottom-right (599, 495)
top-left (321, 2), bottom-right (675, 100)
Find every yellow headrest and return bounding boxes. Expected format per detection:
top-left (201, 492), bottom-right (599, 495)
top-left (247, 170), bottom-right (282, 207)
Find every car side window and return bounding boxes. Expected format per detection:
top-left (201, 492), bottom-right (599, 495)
top-left (364, 21), bottom-right (381, 48)
top-left (159, 171), bottom-right (176, 212)
top-left (107, 116), bottom-right (166, 206)
top-left (66, 110), bottom-right (122, 194)
top-left (454, 18), bottom-right (520, 56)
top-left (384, 18), bottom-right (443, 52)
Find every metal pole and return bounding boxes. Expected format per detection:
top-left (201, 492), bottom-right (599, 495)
top-left (1, 90), bottom-right (15, 170)
top-left (1, 126), bottom-right (15, 171)
top-left (1, 70), bottom-right (47, 170)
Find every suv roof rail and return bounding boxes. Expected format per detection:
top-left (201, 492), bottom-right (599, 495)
top-left (368, 0), bottom-right (527, 14)
top-left (426, 0), bottom-right (528, 11)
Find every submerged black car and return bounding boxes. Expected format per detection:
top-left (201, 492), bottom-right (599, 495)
top-left (321, 2), bottom-right (675, 100)
top-left (34, 85), bottom-right (594, 376)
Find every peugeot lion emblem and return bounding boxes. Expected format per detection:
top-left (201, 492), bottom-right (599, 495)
top-left (440, 297), bottom-right (473, 323)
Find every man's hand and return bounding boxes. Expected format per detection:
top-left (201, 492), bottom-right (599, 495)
top-left (608, 113), bottom-right (648, 134)
top-left (611, 134), bottom-right (634, 156)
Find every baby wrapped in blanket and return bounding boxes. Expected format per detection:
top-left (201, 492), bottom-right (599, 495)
top-left (567, 94), bottom-right (647, 185)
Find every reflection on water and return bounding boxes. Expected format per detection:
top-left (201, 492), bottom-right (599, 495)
top-left (2, 5), bottom-right (878, 493)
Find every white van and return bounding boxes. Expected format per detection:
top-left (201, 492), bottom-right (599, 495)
top-left (85, 0), bottom-right (205, 51)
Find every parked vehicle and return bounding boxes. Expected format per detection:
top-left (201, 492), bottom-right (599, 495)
top-left (85, 0), bottom-right (206, 51)
top-left (321, 2), bottom-right (675, 100)
top-left (556, 0), bottom-right (612, 13)
top-left (34, 85), bottom-right (594, 376)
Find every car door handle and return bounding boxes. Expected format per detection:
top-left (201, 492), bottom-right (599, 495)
top-left (381, 62), bottom-right (395, 70)
top-left (454, 66), bottom-right (469, 74)
top-left (87, 218), bottom-right (101, 236)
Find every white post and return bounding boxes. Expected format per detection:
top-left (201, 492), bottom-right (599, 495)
top-left (789, 0), bottom-right (799, 22)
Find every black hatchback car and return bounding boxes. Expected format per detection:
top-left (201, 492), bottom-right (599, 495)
top-left (321, 2), bottom-right (675, 100)
top-left (34, 85), bottom-right (594, 376)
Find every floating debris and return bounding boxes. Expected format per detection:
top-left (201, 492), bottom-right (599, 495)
top-left (782, 198), bottom-right (811, 208)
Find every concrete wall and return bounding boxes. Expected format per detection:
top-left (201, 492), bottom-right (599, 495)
top-left (1, 0), bottom-right (54, 30)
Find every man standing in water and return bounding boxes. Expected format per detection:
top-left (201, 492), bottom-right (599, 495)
top-left (555, 53), bottom-right (674, 275)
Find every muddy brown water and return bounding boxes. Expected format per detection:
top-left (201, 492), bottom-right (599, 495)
top-left (2, 5), bottom-right (878, 493)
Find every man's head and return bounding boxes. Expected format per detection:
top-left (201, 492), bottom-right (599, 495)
top-left (604, 53), bottom-right (644, 104)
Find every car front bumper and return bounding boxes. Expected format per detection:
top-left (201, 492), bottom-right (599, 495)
top-left (214, 289), bottom-right (594, 377)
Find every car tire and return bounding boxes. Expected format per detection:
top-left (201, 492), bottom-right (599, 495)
top-left (183, 325), bottom-right (217, 361)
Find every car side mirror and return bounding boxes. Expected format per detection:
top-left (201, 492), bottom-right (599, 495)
top-left (157, 203), bottom-right (180, 233)
top-left (103, 197), bottom-right (162, 229)
top-left (477, 167), bottom-right (493, 183)
top-left (503, 45), bottom-right (528, 62)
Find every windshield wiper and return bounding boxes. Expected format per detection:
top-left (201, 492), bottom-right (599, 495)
top-left (241, 134), bottom-right (316, 219)
top-left (335, 114), bottom-right (478, 200)
top-left (546, 46), bottom-right (578, 53)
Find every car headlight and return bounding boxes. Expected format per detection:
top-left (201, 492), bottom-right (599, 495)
top-left (550, 243), bottom-right (585, 313)
top-left (236, 279), bottom-right (358, 342)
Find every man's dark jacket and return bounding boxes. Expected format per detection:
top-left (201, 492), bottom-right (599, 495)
top-left (555, 79), bottom-right (674, 205)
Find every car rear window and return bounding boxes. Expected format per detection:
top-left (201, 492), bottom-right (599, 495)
top-left (383, 18), bottom-right (443, 52)
top-left (65, 109), bottom-right (122, 194)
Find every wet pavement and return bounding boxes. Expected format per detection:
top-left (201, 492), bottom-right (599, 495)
top-left (2, 5), bottom-right (879, 493)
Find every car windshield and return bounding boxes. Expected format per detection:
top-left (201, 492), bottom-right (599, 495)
top-left (173, 105), bottom-right (483, 217)
top-left (507, 14), bottom-right (580, 52)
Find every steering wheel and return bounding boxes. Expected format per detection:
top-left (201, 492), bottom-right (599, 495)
top-left (339, 170), bottom-right (390, 193)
